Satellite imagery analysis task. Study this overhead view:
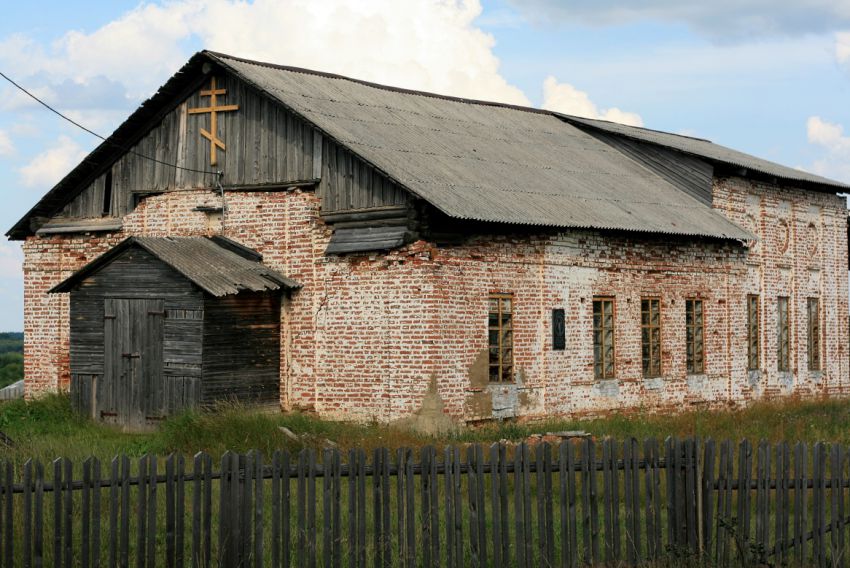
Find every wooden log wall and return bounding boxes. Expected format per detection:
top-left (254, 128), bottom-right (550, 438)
top-left (201, 291), bottom-right (281, 407)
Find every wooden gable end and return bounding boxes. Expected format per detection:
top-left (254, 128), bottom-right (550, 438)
top-left (49, 70), bottom-right (412, 229)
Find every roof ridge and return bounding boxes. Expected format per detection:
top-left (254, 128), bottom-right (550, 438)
top-left (207, 51), bottom-right (724, 146)
top-left (205, 50), bottom-right (558, 118)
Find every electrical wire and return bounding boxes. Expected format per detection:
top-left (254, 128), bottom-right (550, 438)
top-left (0, 69), bottom-right (217, 176)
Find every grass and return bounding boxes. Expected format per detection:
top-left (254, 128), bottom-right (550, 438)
top-left (2, 394), bottom-right (850, 465)
top-left (1, 394), bottom-right (847, 566)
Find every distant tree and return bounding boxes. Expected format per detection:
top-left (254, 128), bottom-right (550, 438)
top-left (0, 352), bottom-right (22, 389)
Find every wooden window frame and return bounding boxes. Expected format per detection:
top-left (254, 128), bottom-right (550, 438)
top-left (777, 296), bottom-right (791, 372)
top-left (686, 298), bottom-right (705, 375)
top-left (747, 295), bottom-right (760, 371)
top-left (641, 297), bottom-right (662, 378)
top-left (807, 297), bottom-right (821, 371)
top-left (488, 293), bottom-right (514, 383)
top-left (593, 297), bottom-right (616, 380)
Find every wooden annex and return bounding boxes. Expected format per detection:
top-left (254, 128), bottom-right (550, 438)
top-left (50, 236), bottom-right (298, 428)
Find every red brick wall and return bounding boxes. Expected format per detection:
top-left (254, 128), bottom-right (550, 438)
top-left (22, 176), bottom-right (850, 422)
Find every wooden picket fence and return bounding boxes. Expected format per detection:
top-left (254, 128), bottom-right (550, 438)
top-left (2, 438), bottom-right (850, 567)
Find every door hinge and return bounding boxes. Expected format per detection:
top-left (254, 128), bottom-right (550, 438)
top-left (121, 352), bottom-right (141, 359)
top-left (148, 311), bottom-right (166, 317)
top-left (103, 315), bottom-right (116, 320)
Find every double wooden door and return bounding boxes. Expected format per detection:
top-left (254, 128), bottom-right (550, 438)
top-left (100, 298), bottom-right (165, 429)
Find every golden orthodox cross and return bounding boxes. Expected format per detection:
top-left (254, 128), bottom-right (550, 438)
top-left (188, 76), bottom-right (239, 166)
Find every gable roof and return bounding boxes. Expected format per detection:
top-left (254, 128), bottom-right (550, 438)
top-left (209, 52), bottom-right (751, 240)
top-left (10, 51), bottom-right (848, 242)
top-left (50, 236), bottom-right (300, 296)
top-left (562, 116), bottom-right (850, 191)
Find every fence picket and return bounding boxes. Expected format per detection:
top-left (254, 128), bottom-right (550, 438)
top-left (685, 439), bottom-right (698, 553)
top-left (120, 455), bottom-right (131, 568)
top-left (6, 437), bottom-right (850, 567)
top-left (23, 460), bottom-right (32, 568)
top-left (254, 451), bottom-right (264, 568)
top-left (774, 442), bottom-right (789, 567)
top-left (34, 462), bottom-right (45, 568)
top-left (755, 440), bottom-right (768, 563)
top-left (488, 444), bottom-right (503, 568)
top-left (193, 453), bottom-right (201, 568)
top-left (602, 438), bottom-right (614, 564)
top-left (793, 442), bottom-right (807, 567)
top-left (175, 455), bottom-right (184, 568)
top-left (333, 449), bottom-right (343, 568)
top-left (297, 450), bottom-right (308, 568)
top-left (52, 458), bottom-right (61, 568)
top-left (166, 454), bottom-right (175, 568)
top-left (468, 446), bottom-right (480, 568)
top-left (737, 440), bottom-right (753, 565)
top-left (829, 444), bottom-right (845, 566)
top-left (282, 450), bottom-right (293, 568)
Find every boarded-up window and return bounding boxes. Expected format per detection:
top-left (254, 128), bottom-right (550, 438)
top-left (641, 298), bottom-right (661, 378)
top-left (488, 294), bottom-right (513, 382)
top-left (777, 296), bottom-right (790, 372)
top-left (593, 297), bottom-right (615, 379)
top-left (686, 299), bottom-right (704, 374)
top-left (808, 297), bottom-right (820, 371)
top-left (747, 295), bottom-right (760, 371)
top-left (552, 309), bottom-right (566, 351)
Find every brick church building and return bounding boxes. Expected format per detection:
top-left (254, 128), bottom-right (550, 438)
top-left (8, 51), bottom-right (850, 427)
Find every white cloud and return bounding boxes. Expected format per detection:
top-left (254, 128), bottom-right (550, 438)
top-left (0, 0), bottom-right (529, 107)
top-left (0, 237), bottom-right (23, 280)
top-left (541, 76), bottom-right (643, 126)
top-left (18, 136), bottom-right (88, 189)
top-left (511, 1), bottom-right (850, 41)
top-left (0, 130), bottom-right (13, 157)
top-left (806, 116), bottom-right (850, 183)
top-left (838, 32), bottom-right (850, 65)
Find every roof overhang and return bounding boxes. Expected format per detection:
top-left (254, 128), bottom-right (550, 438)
top-left (50, 236), bottom-right (300, 296)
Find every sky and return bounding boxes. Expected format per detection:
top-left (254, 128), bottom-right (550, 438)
top-left (1, 0), bottom-right (849, 331)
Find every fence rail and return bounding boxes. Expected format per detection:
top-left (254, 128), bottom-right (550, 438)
top-left (1, 438), bottom-right (848, 567)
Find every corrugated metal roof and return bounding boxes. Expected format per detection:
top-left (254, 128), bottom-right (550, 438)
top-left (211, 53), bottom-right (753, 240)
top-left (562, 116), bottom-right (850, 191)
top-left (50, 236), bottom-right (300, 296)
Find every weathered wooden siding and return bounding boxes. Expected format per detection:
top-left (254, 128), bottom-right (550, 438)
top-left (318, 140), bottom-right (409, 213)
top-left (57, 73), bottom-right (322, 219)
top-left (68, 247), bottom-right (204, 418)
top-left (202, 291), bottom-right (280, 406)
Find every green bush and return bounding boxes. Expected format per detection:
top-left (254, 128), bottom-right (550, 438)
top-left (0, 352), bottom-right (22, 389)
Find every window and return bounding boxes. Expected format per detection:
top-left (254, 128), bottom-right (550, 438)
top-left (747, 295), bottom-right (760, 371)
top-left (488, 294), bottom-right (513, 382)
top-left (807, 298), bottom-right (820, 371)
top-left (686, 299), bottom-right (705, 374)
top-left (101, 170), bottom-right (113, 216)
top-left (552, 309), bottom-right (566, 351)
top-left (593, 297), bottom-right (615, 379)
top-left (777, 296), bottom-right (790, 372)
top-left (641, 298), bottom-right (662, 378)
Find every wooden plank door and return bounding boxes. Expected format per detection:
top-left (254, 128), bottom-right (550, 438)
top-left (101, 299), bottom-right (165, 428)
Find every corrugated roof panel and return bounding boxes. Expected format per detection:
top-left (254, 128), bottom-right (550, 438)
top-left (212, 53), bottom-right (753, 240)
top-left (563, 115), bottom-right (850, 191)
top-left (50, 237), bottom-right (300, 296)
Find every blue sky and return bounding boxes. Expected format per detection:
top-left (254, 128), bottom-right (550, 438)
top-left (1, 0), bottom-right (849, 331)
